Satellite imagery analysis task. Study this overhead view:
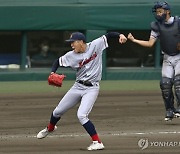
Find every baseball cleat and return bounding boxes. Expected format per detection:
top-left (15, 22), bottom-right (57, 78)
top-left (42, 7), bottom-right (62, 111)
top-left (37, 125), bottom-right (57, 139)
top-left (164, 117), bottom-right (173, 121)
top-left (174, 112), bottom-right (180, 118)
top-left (174, 107), bottom-right (180, 118)
top-left (164, 109), bottom-right (174, 121)
top-left (87, 141), bottom-right (105, 151)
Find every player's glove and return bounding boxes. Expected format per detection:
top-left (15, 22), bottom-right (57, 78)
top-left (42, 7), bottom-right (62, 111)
top-left (48, 73), bottom-right (66, 87)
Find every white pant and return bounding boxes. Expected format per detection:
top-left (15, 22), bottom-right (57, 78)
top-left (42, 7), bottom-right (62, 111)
top-left (53, 82), bottom-right (99, 125)
top-left (162, 53), bottom-right (180, 78)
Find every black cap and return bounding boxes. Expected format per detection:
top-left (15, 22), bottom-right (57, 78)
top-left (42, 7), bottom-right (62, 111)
top-left (152, 1), bottom-right (170, 12)
top-left (65, 32), bottom-right (86, 43)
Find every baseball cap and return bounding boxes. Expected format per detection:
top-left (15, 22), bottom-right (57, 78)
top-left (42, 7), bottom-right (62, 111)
top-left (65, 32), bottom-right (86, 43)
top-left (152, 1), bottom-right (170, 12)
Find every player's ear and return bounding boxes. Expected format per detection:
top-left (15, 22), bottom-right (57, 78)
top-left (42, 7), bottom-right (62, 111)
top-left (167, 10), bottom-right (170, 15)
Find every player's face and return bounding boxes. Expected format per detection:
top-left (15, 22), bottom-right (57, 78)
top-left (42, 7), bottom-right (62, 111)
top-left (71, 41), bottom-right (84, 53)
top-left (155, 8), bottom-right (170, 22)
top-left (156, 8), bottom-right (166, 16)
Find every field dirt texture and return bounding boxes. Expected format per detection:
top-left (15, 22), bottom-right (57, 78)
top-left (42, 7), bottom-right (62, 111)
top-left (1, 90), bottom-right (180, 154)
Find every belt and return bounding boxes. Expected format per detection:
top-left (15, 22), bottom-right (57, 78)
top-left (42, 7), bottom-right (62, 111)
top-left (76, 80), bottom-right (93, 87)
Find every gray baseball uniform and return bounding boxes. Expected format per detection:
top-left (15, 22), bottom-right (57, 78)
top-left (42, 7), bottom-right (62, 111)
top-left (150, 16), bottom-right (180, 78)
top-left (150, 14), bottom-right (180, 119)
top-left (53, 35), bottom-right (108, 125)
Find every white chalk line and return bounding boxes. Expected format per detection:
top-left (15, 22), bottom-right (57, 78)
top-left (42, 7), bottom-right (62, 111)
top-left (1, 131), bottom-right (180, 139)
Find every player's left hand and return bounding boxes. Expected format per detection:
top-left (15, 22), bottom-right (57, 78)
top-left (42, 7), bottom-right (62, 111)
top-left (48, 73), bottom-right (66, 87)
top-left (119, 34), bottom-right (127, 44)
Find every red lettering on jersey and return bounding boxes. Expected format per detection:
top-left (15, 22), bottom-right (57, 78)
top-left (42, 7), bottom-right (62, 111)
top-left (79, 52), bottom-right (97, 68)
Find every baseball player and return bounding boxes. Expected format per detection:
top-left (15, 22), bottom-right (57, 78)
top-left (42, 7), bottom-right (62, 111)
top-left (128, 1), bottom-right (180, 121)
top-left (37, 32), bottom-right (127, 150)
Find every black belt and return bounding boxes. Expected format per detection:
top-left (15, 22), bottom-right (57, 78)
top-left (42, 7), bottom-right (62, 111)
top-left (76, 80), bottom-right (93, 87)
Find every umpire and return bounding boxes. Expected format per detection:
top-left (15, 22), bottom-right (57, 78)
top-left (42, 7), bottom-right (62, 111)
top-left (128, 1), bottom-right (180, 121)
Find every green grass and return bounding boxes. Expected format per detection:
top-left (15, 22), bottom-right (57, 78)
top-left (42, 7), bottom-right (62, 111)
top-left (0, 80), bottom-right (160, 94)
top-left (100, 80), bottom-right (159, 91)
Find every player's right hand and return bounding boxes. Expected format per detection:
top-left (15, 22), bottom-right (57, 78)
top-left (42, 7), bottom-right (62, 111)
top-left (128, 33), bottom-right (135, 42)
top-left (119, 34), bottom-right (127, 44)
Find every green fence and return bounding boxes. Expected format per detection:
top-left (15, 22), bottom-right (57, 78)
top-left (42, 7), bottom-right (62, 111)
top-left (0, 0), bottom-right (179, 30)
top-left (0, 0), bottom-right (179, 81)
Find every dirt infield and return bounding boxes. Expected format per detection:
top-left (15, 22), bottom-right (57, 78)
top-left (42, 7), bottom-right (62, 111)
top-left (1, 90), bottom-right (180, 154)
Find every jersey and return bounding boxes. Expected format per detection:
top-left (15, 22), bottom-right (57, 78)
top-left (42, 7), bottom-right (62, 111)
top-left (58, 35), bottom-right (108, 83)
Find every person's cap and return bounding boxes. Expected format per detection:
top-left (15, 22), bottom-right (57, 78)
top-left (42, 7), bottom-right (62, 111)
top-left (65, 32), bottom-right (86, 43)
top-left (152, 1), bottom-right (170, 12)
